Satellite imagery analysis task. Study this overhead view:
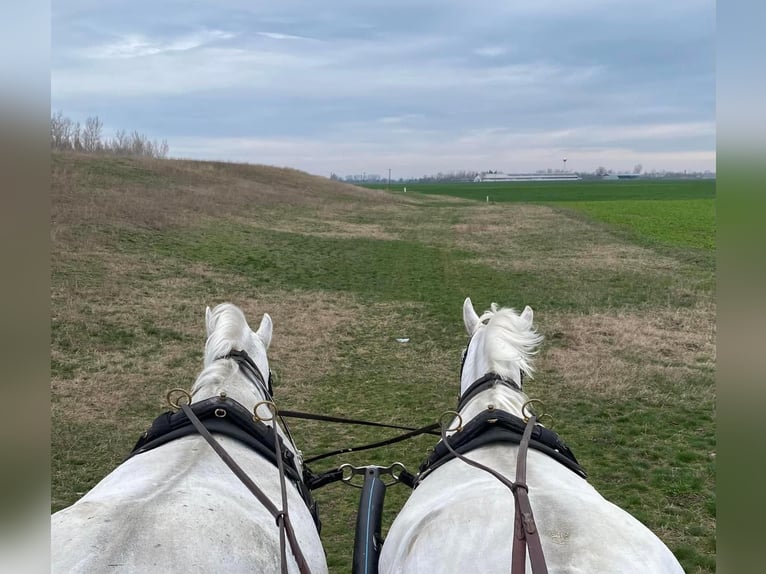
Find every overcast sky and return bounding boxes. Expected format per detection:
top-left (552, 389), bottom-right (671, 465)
top-left (51, 0), bottom-right (715, 178)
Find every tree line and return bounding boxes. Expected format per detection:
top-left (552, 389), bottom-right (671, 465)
top-left (50, 111), bottom-right (169, 159)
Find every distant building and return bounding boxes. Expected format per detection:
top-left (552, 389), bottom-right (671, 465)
top-left (474, 172), bottom-right (582, 182)
top-left (602, 173), bottom-right (641, 180)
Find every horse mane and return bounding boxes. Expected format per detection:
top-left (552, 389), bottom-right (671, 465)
top-left (476, 303), bottom-right (543, 382)
top-left (203, 303), bottom-right (254, 365)
top-left (190, 303), bottom-right (265, 399)
top-left (190, 361), bottom-right (240, 397)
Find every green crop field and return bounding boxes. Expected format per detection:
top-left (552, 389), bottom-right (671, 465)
top-left (368, 178), bottom-right (716, 258)
top-left (52, 154), bottom-right (716, 572)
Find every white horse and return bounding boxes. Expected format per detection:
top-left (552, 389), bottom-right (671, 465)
top-left (379, 298), bottom-right (683, 573)
top-left (52, 303), bottom-right (328, 573)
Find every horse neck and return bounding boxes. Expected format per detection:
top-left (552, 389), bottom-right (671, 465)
top-left (189, 358), bottom-right (299, 461)
top-left (190, 360), bottom-right (265, 412)
top-left (196, 315), bottom-right (270, 411)
top-left (460, 380), bottom-right (529, 422)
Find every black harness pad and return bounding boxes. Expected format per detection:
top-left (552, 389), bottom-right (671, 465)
top-left (419, 409), bottom-right (587, 481)
top-left (127, 396), bottom-right (320, 530)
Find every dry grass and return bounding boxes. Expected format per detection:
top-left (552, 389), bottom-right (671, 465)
top-left (234, 291), bottom-right (368, 408)
top-left (537, 300), bottom-right (716, 400)
top-left (451, 203), bottom-right (678, 273)
top-left (51, 249), bottom-right (366, 423)
top-left (237, 216), bottom-right (399, 241)
top-left (52, 152), bottom-right (398, 230)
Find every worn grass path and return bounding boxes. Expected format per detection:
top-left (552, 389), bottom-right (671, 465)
top-left (51, 153), bottom-right (715, 572)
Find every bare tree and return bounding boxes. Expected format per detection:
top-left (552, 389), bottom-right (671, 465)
top-left (595, 166), bottom-right (608, 177)
top-left (50, 110), bottom-right (73, 150)
top-left (110, 129), bottom-right (130, 154)
top-left (156, 139), bottom-right (169, 158)
top-left (72, 121), bottom-right (83, 151)
top-left (633, 163), bottom-right (643, 174)
top-left (82, 116), bottom-right (103, 152)
top-left (51, 112), bottom-right (170, 158)
top-left (129, 130), bottom-right (147, 156)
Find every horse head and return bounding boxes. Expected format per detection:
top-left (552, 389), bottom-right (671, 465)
top-left (190, 303), bottom-right (274, 412)
top-left (459, 297), bottom-right (543, 414)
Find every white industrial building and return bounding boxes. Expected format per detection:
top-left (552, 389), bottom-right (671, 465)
top-left (474, 172), bottom-right (582, 182)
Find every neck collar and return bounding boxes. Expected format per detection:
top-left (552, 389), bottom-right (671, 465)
top-left (457, 372), bottom-right (522, 412)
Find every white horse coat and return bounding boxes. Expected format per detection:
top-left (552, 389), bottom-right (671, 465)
top-left (379, 298), bottom-right (683, 574)
top-left (52, 303), bottom-right (328, 574)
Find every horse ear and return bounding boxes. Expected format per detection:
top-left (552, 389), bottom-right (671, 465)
top-left (256, 313), bottom-right (273, 349)
top-left (205, 306), bottom-right (213, 337)
top-left (521, 305), bottom-right (534, 325)
top-left (463, 297), bottom-right (480, 335)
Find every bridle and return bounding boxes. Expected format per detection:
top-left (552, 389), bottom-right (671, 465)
top-left (217, 348), bottom-right (274, 399)
top-left (216, 349), bottom-right (300, 449)
top-left (450, 330), bottom-right (548, 574)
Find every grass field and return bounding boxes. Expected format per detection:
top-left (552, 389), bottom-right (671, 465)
top-left (51, 154), bottom-right (715, 572)
top-left (368, 179), bottom-right (716, 255)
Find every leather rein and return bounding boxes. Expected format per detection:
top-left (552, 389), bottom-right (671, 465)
top-left (440, 376), bottom-right (549, 574)
top-left (178, 350), bottom-right (312, 574)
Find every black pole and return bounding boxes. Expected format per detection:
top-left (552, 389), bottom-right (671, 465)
top-left (352, 467), bottom-right (387, 574)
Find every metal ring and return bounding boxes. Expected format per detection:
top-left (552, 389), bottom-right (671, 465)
top-left (253, 400), bottom-right (277, 423)
top-left (439, 410), bottom-right (463, 433)
top-left (389, 462), bottom-right (406, 481)
top-left (214, 408), bottom-right (227, 418)
top-left (339, 463), bottom-right (355, 483)
top-left (166, 388), bottom-right (192, 410)
top-left (522, 399), bottom-right (546, 423)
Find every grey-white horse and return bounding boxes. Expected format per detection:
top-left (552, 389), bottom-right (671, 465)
top-left (52, 303), bottom-right (328, 573)
top-left (379, 297), bottom-right (683, 573)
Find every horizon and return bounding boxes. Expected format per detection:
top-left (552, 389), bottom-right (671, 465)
top-left (52, 1), bottom-right (715, 179)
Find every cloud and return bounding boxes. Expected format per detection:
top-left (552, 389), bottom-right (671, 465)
top-left (84, 29), bottom-right (235, 59)
top-left (474, 46), bottom-right (510, 58)
top-left (257, 32), bottom-right (315, 41)
top-left (51, 1), bottom-right (715, 176)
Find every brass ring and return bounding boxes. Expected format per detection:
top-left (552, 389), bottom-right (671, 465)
top-left (439, 410), bottom-right (463, 433)
top-left (522, 399), bottom-right (546, 423)
top-left (253, 400), bottom-right (277, 423)
top-left (166, 388), bottom-right (192, 410)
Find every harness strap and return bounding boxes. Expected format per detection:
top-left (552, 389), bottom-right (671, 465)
top-left (304, 422), bottom-right (440, 465)
top-left (511, 416), bottom-right (548, 574)
top-left (437, 415), bottom-right (548, 574)
top-left (280, 409), bottom-right (442, 434)
top-left (180, 403), bottom-right (312, 574)
top-left (456, 372), bottom-right (521, 412)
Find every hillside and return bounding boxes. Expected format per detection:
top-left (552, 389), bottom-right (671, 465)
top-left (52, 152), bottom-right (398, 229)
